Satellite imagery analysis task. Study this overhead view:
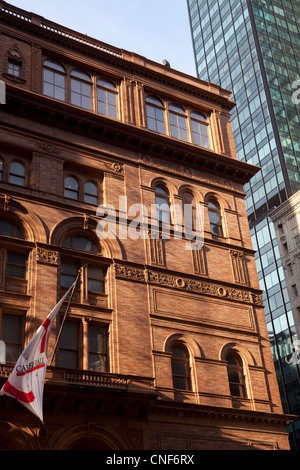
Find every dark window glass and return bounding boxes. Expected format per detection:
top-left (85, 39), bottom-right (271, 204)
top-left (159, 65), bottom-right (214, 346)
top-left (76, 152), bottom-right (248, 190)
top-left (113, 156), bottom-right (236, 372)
top-left (60, 261), bottom-right (78, 288)
top-left (208, 200), bottom-right (223, 236)
top-left (226, 352), bottom-right (246, 398)
top-left (1, 313), bottom-right (22, 362)
top-left (191, 112), bottom-right (210, 148)
top-left (0, 220), bottom-right (24, 239)
top-left (8, 60), bottom-right (20, 77)
top-left (62, 236), bottom-right (100, 254)
top-left (59, 321), bottom-right (79, 369)
top-left (155, 185), bottom-right (170, 224)
top-left (171, 344), bottom-right (191, 391)
top-left (71, 70), bottom-right (92, 110)
top-left (169, 104), bottom-right (188, 141)
top-left (64, 176), bottom-right (79, 200)
top-left (6, 252), bottom-right (26, 279)
top-left (9, 162), bottom-right (25, 186)
top-left (146, 96), bottom-right (166, 134)
top-left (43, 59), bottom-right (65, 101)
top-left (88, 265), bottom-right (105, 293)
top-left (0, 159), bottom-right (3, 180)
top-left (84, 182), bottom-right (98, 205)
top-left (88, 325), bottom-right (107, 371)
top-left (97, 79), bottom-right (118, 118)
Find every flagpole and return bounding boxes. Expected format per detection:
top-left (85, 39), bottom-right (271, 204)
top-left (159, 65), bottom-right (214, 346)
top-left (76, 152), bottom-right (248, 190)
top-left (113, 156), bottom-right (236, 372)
top-left (48, 269), bottom-right (81, 366)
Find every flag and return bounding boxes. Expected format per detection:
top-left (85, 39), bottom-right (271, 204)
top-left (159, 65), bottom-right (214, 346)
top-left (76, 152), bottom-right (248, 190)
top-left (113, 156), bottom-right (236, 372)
top-left (0, 283), bottom-right (75, 423)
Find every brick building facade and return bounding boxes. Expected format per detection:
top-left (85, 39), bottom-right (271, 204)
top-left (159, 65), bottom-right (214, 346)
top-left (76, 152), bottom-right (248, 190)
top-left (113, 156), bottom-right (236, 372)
top-left (0, 1), bottom-right (294, 450)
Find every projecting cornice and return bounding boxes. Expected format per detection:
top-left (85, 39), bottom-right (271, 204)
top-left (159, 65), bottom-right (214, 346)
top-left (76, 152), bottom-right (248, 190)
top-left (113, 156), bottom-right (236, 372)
top-left (2, 85), bottom-right (260, 186)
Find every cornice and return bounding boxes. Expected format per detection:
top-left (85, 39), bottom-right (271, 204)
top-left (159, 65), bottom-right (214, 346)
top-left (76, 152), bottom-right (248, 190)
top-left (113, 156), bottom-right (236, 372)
top-left (2, 85), bottom-right (260, 185)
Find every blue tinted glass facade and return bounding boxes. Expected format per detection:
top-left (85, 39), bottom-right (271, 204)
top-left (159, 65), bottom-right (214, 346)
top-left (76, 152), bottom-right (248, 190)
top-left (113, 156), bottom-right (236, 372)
top-left (187, 0), bottom-right (300, 449)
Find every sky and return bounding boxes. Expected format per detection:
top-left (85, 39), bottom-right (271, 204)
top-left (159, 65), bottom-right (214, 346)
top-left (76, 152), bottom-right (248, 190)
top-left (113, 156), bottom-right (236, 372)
top-left (9, 0), bottom-right (197, 77)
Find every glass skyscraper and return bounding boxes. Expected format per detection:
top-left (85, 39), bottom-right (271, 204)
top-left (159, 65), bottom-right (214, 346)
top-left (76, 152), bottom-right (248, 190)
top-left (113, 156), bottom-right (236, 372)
top-left (187, 0), bottom-right (300, 449)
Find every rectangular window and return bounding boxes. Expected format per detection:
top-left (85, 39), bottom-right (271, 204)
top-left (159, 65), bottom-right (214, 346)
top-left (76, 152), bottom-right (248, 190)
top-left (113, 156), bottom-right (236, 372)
top-left (6, 252), bottom-right (26, 279)
top-left (59, 321), bottom-right (79, 369)
top-left (88, 266), bottom-right (105, 293)
top-left (0, 312), bottom-right (23, 362)
top-left (60, 261), bottom-right (78, 288)
top-left (88, 325), bottom-right (107, 371)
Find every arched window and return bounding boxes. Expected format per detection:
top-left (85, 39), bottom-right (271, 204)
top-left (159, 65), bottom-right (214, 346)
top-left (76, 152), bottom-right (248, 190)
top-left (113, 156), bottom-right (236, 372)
top-left (191, 112), bottom-right (210, 148)
top-left (62, 235), bottom-right (100, 254)
top-left (84, 182), bottom-right (98, 205)
top-left (146, 96), bottom-right (166, 134)
top-left (169, 104), bottom-right (188, 141)
top-left (71, 70), bottom-right (92, 110)
top-left (9, 162), bottom-right (25, 186)
top-left (43, 59), bottom-right (65, 101)
top-left (208, 199), bottom-right (223, 236)
top-left (97, 78), bottom-right (118, 118)
top-left (155, 184), bottom-right (170, 224)
top-left (64, 176), bottom-right (79, 200)
top-left (226, 351), bottom-right (246, 398)
top-left (0, 220), bottom-right (24, 239)
top-left (171, 343), bottom-right (191, 391)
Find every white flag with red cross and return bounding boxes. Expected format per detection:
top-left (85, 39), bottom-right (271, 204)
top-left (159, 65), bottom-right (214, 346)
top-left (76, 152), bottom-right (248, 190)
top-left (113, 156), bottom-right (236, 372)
top-left (0, 283), bottom-right (75, 423)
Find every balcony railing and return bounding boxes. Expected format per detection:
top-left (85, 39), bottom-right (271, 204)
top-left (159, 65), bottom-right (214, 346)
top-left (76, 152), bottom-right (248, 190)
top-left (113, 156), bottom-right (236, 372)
top-left (0, 363), bottom-right (154, 393)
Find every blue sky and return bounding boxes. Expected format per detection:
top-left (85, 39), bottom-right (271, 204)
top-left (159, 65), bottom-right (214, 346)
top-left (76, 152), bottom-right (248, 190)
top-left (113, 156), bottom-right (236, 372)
top-left (10, 0), bottom-right (197, 77)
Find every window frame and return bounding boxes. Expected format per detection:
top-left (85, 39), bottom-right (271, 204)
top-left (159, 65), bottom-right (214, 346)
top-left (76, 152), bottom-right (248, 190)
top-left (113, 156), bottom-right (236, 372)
top-left (70, 69), bottom-right (92, 110)
top-left (0, 310), bottom-right (25, 363)
top-left (145, 95), bottom-right (166, 135)
top-left (97, 78), bottom-right (118, 119)
top-left (168, 103), bottom-right (188, 142)
top-left (43, 59), bottom-right (66, 102)
top-left (9, 161), bottom-right (26, 187)
top-left (208, 199), bottom-right (224, 237)
top-left (170, 342), bottom-right (192, 391)
top-left (226, 351), bottom-right (247, 398)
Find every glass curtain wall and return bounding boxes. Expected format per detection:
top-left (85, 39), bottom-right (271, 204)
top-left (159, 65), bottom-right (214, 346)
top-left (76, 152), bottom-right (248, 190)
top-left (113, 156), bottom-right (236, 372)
top-left (187, 0), bottom-right (300, 449)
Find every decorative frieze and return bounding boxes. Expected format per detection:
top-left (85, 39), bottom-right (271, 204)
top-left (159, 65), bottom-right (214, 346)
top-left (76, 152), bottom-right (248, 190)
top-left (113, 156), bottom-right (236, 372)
top-left (114, 263), bottom-right (263, 306)
top-left (36, 247), bottom-right (59, 265)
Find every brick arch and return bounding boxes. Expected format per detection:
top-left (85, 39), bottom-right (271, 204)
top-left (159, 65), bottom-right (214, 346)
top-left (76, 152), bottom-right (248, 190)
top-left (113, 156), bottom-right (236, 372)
top-left (178, 184), bottom-right (204, 203)
top-left (52, 424), bottom-right (128, 450)
top-left (204, 191), bottom-right (231, 211)
top-left (164, 333), bottom-right (203, 358)
top-left (0, 421), bottom-right (39, 450)
top-left (219, 342), bottom-right (255, 367)
top-left (150, 176), bottom-right (178, 196)
top-left (49, 216), bottom-right (125, 259)
top-left (0, 199), bottom-right (47, 243)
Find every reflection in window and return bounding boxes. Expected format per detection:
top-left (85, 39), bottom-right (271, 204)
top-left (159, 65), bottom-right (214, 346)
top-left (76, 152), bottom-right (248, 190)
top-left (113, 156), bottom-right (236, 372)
top-left (155, 185), bottom-right (170, 224)
top-left (62, 235), bottom-right (100, 254)
top-left (71, 70), bottom-right (92, 110)
top-left (226, 352), bottom-right (246, 398)
top-left (208, 200), bottom-right (223, 236)
top-left (171, 343), bottom-right (191, 391)
top-left (169, 104), bottom-right (188, 141)
top-left (84, 182), bottom-right (98, 205)
top-left (64, 176), bottom-right (79, 200)
top-left (0, 220), bottom-right (24, 239)
top-left (1, 313), bottom-right (22, 362)
top-left (191, 112), bottom-right (210, 148)
top-left (43, 59), bottom-right (65, 101)
top-left (9, 162), bottom-right (25, 186)
top-left (8, 60), bottom-right (21, 77)
top-left (146, 96), bottom-right (166, 134)
top-left (88, 325), bottom-right (107, 371)
top-left (97, 79), bottom-right (117, 118)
